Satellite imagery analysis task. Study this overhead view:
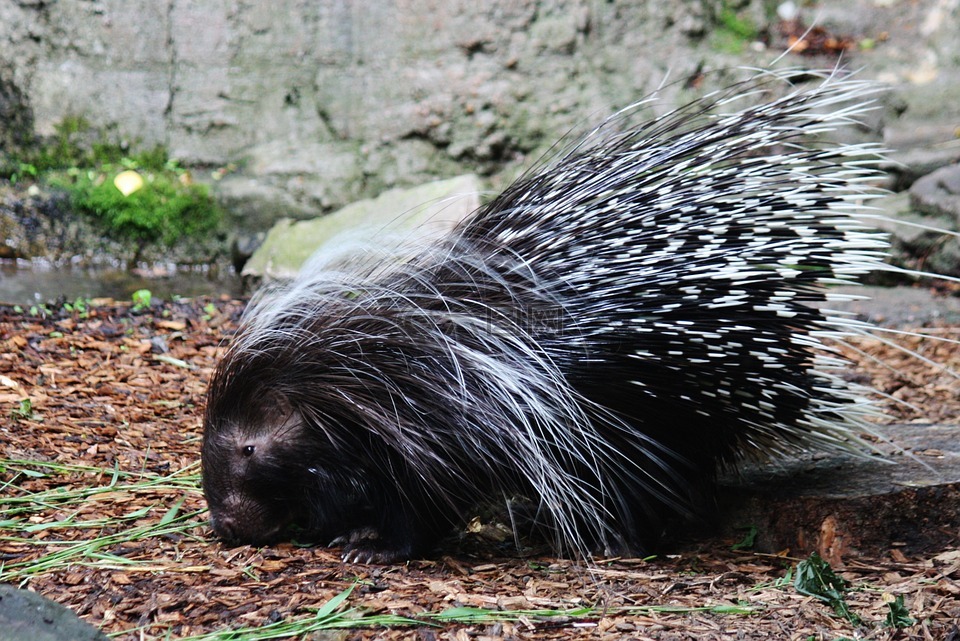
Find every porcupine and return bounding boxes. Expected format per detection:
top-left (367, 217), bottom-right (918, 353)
top-left (202, 68), bottom-right (929, 563)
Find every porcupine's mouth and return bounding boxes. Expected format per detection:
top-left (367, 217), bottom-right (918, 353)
top-left (207, 495), bottom-right (303, 546)
top-left (209, 513), bottom-right (283, 546)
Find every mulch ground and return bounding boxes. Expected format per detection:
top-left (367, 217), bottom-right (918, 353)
top-left (0, 295), bottom-right (958, 640)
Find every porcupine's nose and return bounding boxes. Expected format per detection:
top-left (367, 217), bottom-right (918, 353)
top-left (212, 513), bottom-right (240, 542)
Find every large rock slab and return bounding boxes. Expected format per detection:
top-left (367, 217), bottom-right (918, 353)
top-left (243, 174), bottom-right (482, 281)
top-left (719, 423), bottom-right (960, 564)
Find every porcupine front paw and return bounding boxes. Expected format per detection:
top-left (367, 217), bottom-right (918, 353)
top-left (330, 527), bottom-right (414, 564)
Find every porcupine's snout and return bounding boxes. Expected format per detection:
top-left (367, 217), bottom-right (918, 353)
top-left (207, 494), bottom-right (288, 545)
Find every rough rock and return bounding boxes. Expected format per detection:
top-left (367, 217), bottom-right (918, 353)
top-left (873, 191), bottom-right (960, 279)
top-left (883, 123), bottom-right (960, 191)
top-left (4, 0), bottom-right (957, 230)
top-left (0, 183), bottom-right (230, 270)
top-left (0, 585), bottom-right (109, 641)
top-left (0, 68), bottom-right (33, 158)
top-left (911, 163), bottom-right (960, 223)
top-left (880, 65), bottom-right (960, 188)
top-left (214, 175), bottom-right (322, 230)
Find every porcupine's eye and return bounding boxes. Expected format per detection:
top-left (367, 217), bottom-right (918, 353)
top-left (241, 445), bottom-right (255, 457)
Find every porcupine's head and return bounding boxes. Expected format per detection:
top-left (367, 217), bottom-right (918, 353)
top-left (201, 381), bottom-right (301, 544)
top-left (200, 329), bottom-right (373, 546)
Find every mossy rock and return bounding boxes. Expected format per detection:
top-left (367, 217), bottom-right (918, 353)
top-left (244, 174), bottom-right (482, 281)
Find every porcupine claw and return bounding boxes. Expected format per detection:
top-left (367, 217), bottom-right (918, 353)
top-left (330, 527), bottom-right (414, 564)
top-left (341, 544), bottom-right (409, 565)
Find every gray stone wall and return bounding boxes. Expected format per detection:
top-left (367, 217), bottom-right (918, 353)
top-left (2, 0), bottom-right (959, 230)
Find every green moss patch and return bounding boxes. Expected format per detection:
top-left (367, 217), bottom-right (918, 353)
top-left (3, 116), bottom-right (223, 263)
top-left (61, 163), bottom-right (221, 252)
